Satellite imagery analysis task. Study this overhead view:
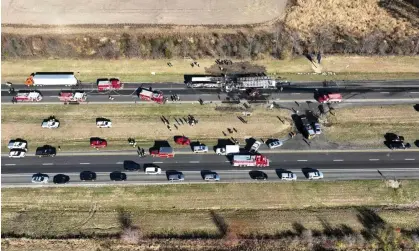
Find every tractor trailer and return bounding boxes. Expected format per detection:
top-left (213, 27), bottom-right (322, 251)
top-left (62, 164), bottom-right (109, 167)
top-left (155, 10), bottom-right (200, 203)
top-left (25, 72), bottom-right (79, 87)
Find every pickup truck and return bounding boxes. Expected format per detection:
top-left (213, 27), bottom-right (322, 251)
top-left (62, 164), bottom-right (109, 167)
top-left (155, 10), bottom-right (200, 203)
top-left (96, 120), bottom-right (112, 128)
top-left (193, 145), bottom-right (208, 153)
top-left (8, 139), bottom-right (27, 150)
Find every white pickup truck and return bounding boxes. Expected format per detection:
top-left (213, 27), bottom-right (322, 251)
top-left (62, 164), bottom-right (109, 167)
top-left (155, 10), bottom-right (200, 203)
top-left (250, 141), bottom-right (262, 153)
top-left (8, 140), bottom-right (27, 150)
top-left (42, 119), bottom-right (60, 129)
top-left (193, 145), bottom-right (208, 153)
top-left (96, 120), bottom-right (112, 128)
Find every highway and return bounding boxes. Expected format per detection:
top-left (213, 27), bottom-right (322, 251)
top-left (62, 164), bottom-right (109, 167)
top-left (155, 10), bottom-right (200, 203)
top-left (2, 151), bottom-right (419, 187)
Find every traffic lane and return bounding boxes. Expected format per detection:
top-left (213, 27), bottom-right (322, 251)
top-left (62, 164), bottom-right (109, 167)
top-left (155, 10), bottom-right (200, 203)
top-left (2, 151), bottom-right (419, 167)
top-left (3, 158), bottom-right (419, 174)
top-left (3, 168), bottom-right (419, 187)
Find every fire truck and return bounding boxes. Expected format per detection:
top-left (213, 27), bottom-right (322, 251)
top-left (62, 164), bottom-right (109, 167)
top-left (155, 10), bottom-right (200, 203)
top-left (136, 88), bottom-right (165, 104)
top-left (316, 93), bottom-right (342, 103)
top-left (232, 155), bottom-right (270, 167)
top-left (150, 147), bottom-right (174, 158)
top-left (96, 78), bottom-right (124, 91)
top-left (58, 91), bottom-right (87, 102)
top-left (14, 91), bottom-right (43, 102)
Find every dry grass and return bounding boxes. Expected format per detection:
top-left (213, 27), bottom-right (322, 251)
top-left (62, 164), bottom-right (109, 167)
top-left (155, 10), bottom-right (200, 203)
top-left (1, 104), bottom-right (291, 152)
top-left (2, 181), bottom-right (419, 238)
top-left (2, 56), bottom-right (419, 83)
top-left (286, 0), bottom-right (419, 39)
top-left (324, 105), bottom-right (419, 147)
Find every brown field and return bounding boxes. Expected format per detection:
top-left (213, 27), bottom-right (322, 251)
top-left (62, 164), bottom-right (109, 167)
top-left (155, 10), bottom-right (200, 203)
top-left (1, 0), bottom-right (287, 25)
top-left (2, 181), bottom-right (419, 239)
top-left (324, 105), bottom-right (419, 147)
top-left (1, 104), bottom-right (291, 152)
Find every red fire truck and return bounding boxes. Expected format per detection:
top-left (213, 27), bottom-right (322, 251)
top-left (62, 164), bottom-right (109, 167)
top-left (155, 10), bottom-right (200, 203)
top-left (58, 91), bottom-right (87, 102)
top-left (14, 91), bottom-right (43, 102)
top-left (136, 88), bottom-right (165, 104)
top-left (316, 93), bottom-right (342, 103)
top-left (96, 78), bottom-right (123, 91)
top-left (232, 155), bottom-right (270, 167)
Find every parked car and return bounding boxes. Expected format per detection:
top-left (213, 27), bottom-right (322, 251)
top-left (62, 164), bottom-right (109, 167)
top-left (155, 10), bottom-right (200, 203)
top-left (41, 118), bottom-right (60, 129)
top-left (96, 120), bottom-right (112, 128)
top-left (385, 133), bottom-right (405, 142)
top-left (168, 172), bottom-right (184, 182)
top-left (80, 171), bottom-right (97, 181)
top-left (144, 165), bottom-right (162, 174)
top-left (175, 136), bottom-right (191, 145)
top-left (110, 171), bottom-right (127, 181)
top-left (204, 172), bottom-right (220, 181)
top-left (53, 174), bottom-right (70, 184)
top-left (280, 172), bottom-right (297, 181)
top-left (123, 161), bottom-right (141, 171)
top-left (8, 139), bottom-right (27, 150)
top-left (389, 142), bottom-right (411, 150)
top-left (193, 144), bottom-right (208, 153)
top-left (35, 145), bottom-right (56, 157)
top-left (249, 171), bottom-right (268, 180)
top-left (250, 141), bottom-right (262, 153)
top-left (313, 123), bottom-right (321, 135)
top-left (268, 140), bottom-right (283, 149)
top-left (90, 138), bottom-right (107, 148)
top-left (32, 173), bottom-right (49, 183)
top-left (9, 149), bottom-right (26, 158)
top-left (307, 171), bottom-right (324, 180)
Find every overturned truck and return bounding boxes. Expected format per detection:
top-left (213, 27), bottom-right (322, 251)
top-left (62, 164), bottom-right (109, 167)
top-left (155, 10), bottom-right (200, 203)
top-left (184, 73), bottom-right (276, 92)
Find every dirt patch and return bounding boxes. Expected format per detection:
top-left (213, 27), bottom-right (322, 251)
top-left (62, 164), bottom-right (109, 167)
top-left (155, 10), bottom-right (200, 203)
top-left (324, 105), bottom-right (419, 147)
top-left (1, 0), bottom-right (287, 25)
top-left (1, 104), bottom-right (291, 152)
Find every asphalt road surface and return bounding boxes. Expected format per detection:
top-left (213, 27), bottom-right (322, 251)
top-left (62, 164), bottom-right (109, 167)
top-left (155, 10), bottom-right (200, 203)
top-left (3, 151), bottom-right (419, 187)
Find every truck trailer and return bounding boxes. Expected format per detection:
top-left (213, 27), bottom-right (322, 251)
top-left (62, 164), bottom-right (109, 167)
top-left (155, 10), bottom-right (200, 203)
top-left (25, 72), bottom-right (79, 87)
top-left (232, 155), bottom-right (269, 167)
top-left (97, 78), bottom-right (124, 91)
top-left (136, 88), bottom-right (165, 104)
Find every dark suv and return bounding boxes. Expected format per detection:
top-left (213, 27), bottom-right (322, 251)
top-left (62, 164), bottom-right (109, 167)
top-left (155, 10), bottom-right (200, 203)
top-left (80, 171), bottom-right (97, 181)
top-left (389, 142), bottom-right (411, 150)
top-left (35, 145), bottom-right (56, 157)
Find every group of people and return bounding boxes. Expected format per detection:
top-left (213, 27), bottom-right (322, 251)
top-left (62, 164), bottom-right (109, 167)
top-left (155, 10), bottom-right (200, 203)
top-left (190, 61), bottom-right (200, 67)
top-left (215, 59), bottom-right (233, 65)
top-left (170, 94), bottom-right (180, 102)
top-left (137, 147), bottom-right (146, 157)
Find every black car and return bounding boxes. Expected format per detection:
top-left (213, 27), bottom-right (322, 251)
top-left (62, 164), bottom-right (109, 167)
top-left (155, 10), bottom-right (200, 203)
top-left (110, 171), bottom-right (127, 181)
top-left (385, 133), bottom-right (405, 142)
top-left (389, 142), bottom-right (411, 150)
top-left (35, 145), bottom-right (56, 157)
top-left (53, 174), bottom-right (70, 184)
top-left (123, 160), bottom-right (141, 171)
top-left (80, 171), bottom-right (97, 181)
top-left (249, 170), bottom-right (268, 180)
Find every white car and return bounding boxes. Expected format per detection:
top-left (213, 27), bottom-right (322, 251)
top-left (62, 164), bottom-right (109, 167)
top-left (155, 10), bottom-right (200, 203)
top-left (280, 172), bottom-right (297, 181)
top-left (96, 120), bottom-right (112, 128)
top-left (8, 140), bottom-right (27, 150)
top-left (31, 173), bottom-right (49, 183)
top-left (268, 140), bottom-right (283, 149)
top-left (145, 167), bottom-right (162, 174)
top-left (307, 171), bottom-right (324, 180)
top-left (9, 149), bottom-right (26, 158)
top-left (41, 119), bottom-right (60, 128)
top-left (250, 141), bottom-right (262, 153)
top-left (314, 123), bottom-right (321, 135)
top-left (193, 145), bottom-right (208, 153)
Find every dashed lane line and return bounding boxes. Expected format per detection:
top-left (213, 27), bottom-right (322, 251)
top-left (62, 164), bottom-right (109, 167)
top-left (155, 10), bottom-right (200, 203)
top-left (80, 163), bottom-right (90, 165)
top-left (405, 159), bottom-right (415, 161)
top-left (5, 164), bottom-right (16, 166)
top-left (369, 159), bottom-right (379, 161)
top-left (189, 161), bottom-right (200, 163)
top-left (333, 160), bottom-right (344, 162)
top-left (297, 160), bottom-right (308, 162)
top-left (153, 162), bottom-right (163, 164)
top-left (116, 162), bottom-right (123, 164)
top-left (42, 163), bottom-right (53, 165)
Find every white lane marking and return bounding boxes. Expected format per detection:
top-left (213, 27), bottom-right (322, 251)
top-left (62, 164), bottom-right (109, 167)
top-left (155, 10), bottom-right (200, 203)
top-left (42, 163), bottom-right (53, 165)
top-left (333, 160), bottom-right (344, 162)
top-left (5, 164), bottom-right (16, 166)
top-left (153, 162), bottom-right (163, 164)
top-left (225, 161), bottom-right (230, 162)
top-left (380, 92), bottom-right (390, 94)
top-left (189, 161), bottom-right (200, 163)
top-left (297, 160), bottom-right (307, 162)
top-left (116, 162), bottom-right (123, 164)
top-left (80, 163), bottom-right (90, 165)
top-left (405, 159), bottom-right (415, 161)
top-left (410, 92), bottom-right (419, 94)
top-left (369, 159), bottom-right (379, 161)
top-left (291, 93), bottom-right (301, 95)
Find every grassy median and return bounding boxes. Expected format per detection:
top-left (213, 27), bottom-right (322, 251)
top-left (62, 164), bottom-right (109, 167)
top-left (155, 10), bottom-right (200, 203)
top-left (2, 181), bottom-right (419, 238)
top-left (324, 105), bottom-right (419, 147)
top-left (2, 56), bottom-right (419, 83)
top-left (1, 103), bottom-right (291, 153)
